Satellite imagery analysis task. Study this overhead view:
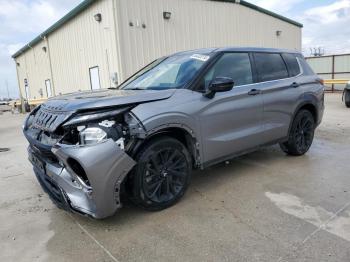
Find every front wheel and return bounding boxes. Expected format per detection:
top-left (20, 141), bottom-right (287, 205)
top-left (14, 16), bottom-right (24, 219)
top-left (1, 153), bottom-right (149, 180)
top-left (130, 136), bottom-right (192, 211)
top-left (280, 110), bottom-right (315, 156)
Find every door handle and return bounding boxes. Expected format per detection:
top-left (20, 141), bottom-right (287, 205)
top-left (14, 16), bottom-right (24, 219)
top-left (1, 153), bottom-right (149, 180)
top-left (248, 89), bottom-right (261, 95)
top-left (290, 82), bottom-right (300, 88)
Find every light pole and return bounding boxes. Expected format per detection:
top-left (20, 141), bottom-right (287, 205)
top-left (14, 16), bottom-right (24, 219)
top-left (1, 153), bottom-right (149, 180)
top-left (5, 80), bottom-right (10, 100)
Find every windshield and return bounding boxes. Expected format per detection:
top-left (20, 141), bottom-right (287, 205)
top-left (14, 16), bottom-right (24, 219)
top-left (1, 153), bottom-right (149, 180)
top-left (120, 53), bottom-right (211, 90)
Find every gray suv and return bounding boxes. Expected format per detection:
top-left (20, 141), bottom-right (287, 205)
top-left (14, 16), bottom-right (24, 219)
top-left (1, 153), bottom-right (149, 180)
top-left (23, 47), bottom-right (324, 219)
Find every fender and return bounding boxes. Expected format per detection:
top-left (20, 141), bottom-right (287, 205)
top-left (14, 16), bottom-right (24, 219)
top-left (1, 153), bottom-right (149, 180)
top-left (131, 109), bottom-right (203, 168)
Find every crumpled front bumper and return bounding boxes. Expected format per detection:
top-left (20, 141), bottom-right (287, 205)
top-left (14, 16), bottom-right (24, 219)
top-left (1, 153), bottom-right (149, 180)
top-left (28, 139), bottom-right (136, 219)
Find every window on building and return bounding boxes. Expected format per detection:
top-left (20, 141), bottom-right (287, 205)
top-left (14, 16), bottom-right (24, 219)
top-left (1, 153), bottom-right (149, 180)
top-left (254, 53), bottom-right (289, 82)
top-left (198, 52), bottom-right (253, 90)
top-left (45, 79), bottom-right (52, 97)
top-left (89, 66), bottom-right (101, 90)
top-left (282, 53), bottom-right (300, 77)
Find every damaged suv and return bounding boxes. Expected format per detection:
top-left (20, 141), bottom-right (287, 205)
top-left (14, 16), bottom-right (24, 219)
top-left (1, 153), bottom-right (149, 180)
top-left (24, 47), bottom-right (324, 219)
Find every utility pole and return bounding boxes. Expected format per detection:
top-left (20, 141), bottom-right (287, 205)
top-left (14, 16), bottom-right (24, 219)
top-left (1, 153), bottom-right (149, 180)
top-left (5, 80), bottom-right (10, 100)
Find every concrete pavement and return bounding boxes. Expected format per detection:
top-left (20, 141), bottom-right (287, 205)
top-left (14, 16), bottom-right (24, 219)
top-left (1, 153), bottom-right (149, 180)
top-left (0, 93), bottom-right (349, 262)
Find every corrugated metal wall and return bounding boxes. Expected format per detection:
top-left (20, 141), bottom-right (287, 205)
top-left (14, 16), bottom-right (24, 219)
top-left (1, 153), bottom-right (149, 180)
top-left (15, 0), bottom-right (302, 99)
top-left (48, 0), bottom-right (119, 95)
top-left (116, 0), bottom-right (302, 78)
top-left (15, 0), bottom-right (119, 99)
top-left (306, 54), bottom-right (350, 90)
top-left (15, 39), bottom-right (52, 99)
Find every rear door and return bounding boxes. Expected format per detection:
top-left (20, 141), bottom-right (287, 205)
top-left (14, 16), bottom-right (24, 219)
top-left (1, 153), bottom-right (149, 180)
top-left (253, 52), bottom-right (302, 144)
top-left (196, 52), bottom-right (264, 163)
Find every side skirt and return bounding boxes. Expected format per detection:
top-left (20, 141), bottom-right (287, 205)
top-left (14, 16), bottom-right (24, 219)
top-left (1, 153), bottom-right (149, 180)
top-left (201, 137), bottom-right (288, 170)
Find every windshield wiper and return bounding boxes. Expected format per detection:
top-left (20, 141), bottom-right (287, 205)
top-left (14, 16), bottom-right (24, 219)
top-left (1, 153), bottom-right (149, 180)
top-left (124, 87), bottom-right (145, 90)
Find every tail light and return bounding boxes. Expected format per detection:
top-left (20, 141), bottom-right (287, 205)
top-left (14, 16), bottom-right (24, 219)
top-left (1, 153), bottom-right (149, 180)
top-left (317, 78), bottom-right (324, 85)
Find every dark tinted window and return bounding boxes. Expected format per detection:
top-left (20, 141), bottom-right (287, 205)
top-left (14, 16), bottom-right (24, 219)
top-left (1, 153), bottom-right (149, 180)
top-left (254, 53), bottom-right (289, 82)
top-left (282, 53), bottom-right (300, 76)
top-left (199, 53), bottom-right (253, 90)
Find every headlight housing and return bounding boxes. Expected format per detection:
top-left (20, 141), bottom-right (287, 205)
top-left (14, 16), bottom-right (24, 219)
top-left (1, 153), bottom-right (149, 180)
top-left (79, 127), bottom-right (107, 145)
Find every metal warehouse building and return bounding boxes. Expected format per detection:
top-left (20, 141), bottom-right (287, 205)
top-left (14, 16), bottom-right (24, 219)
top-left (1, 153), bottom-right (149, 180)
top-left (12, 0), bottom-right (302, 100)
top-left (306, 54), bottom-right (350, 91)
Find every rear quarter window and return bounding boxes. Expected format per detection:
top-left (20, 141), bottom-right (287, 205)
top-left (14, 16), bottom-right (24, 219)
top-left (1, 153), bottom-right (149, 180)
top-left (254, 53), bottom-right (289, 82)
top-left (296, 55), bottom-right (316, 76)
top-left (282, 53), bottom-right (300, 77)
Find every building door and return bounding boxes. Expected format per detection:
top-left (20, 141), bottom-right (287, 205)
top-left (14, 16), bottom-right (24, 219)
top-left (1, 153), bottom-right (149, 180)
top-left (45, 79), bottom-right (52, 97)
top-left (24, 78), bottom-right (30, 100)
top-left (89, 66), bottom-right (101, 90)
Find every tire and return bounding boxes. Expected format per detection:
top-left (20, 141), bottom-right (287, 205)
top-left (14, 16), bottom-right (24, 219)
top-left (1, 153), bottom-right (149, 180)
top-left (345, 90), bottom-right (350, 108)
top-left (130, 136), bottom-right (192, 211)
top-left (280, 109), bottom-right (315, 156)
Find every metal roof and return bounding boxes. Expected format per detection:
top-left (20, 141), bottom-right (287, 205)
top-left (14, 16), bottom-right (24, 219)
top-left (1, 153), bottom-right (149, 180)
top-left (12, 0), bottom-right (303, 59)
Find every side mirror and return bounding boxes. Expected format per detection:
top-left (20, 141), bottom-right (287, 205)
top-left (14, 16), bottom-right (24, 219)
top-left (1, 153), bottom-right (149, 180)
top-left (204, 77), bottom-right (234, 99)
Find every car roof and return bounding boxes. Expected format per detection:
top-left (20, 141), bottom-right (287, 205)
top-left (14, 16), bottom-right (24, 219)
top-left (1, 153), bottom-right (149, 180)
top-left (173, 47), bottom-right (301, 56)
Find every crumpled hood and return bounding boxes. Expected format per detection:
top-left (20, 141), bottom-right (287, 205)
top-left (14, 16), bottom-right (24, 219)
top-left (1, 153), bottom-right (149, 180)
top-left (28, 89), bottom-right (175, 132)
top-left (45, 89), bottom-right (175, 112)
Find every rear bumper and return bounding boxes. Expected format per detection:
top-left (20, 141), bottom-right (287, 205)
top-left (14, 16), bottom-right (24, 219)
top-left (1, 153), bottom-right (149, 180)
top-left (28, 139), bottom-right (136, 219)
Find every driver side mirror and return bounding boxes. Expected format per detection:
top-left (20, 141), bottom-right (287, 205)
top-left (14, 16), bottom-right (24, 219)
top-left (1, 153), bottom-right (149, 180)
top-left (203, 77), bottom-right (234, 99)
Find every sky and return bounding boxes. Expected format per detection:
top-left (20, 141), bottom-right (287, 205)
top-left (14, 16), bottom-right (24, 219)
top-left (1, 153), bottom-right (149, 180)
top-left (0, 0), bottom-right (350, 99)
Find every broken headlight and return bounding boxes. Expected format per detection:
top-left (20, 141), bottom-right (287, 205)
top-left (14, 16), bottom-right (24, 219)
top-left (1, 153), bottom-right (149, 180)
top-left (79, 127), bottom-right (107, 145)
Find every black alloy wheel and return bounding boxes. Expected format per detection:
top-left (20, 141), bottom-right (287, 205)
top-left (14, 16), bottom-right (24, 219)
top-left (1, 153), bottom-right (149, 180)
top-left (345, 89), bottom-right (350, 108)
top-left (280, 110), bottom-right (315, 156)
top-left (130, 136), bottom-right (191, 210)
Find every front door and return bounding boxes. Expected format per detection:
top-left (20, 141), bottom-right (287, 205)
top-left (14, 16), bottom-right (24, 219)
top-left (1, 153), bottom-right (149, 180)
top-left (196, 52), bottom-right (264, 163)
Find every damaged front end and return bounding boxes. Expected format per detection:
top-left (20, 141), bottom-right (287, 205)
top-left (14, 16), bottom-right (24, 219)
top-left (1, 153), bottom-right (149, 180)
top-left (24, 103), bottom-right (144, 219)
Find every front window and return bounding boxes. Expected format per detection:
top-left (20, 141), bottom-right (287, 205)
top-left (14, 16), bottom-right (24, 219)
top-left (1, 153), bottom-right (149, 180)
top-left (120, 53), bottom-right (211, 90)
top-left (197, 52), bottom-right (253, 91)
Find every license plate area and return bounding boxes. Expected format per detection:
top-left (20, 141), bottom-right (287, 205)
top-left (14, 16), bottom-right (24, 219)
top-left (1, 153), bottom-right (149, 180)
top-left (30, 152), bottom-right (46, 174)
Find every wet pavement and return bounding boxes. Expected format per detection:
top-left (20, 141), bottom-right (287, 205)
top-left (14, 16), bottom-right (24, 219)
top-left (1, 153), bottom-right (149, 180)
top-left (0, 93), bottom-right (349, 262)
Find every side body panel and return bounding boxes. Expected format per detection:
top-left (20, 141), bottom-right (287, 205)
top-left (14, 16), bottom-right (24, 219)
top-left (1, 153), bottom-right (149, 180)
top-left (258, 77), bottom-right (304, 143)
top-left (132, 88), bottom-right (263, 165)
top-left (196, 85), bottom-right (263, 163)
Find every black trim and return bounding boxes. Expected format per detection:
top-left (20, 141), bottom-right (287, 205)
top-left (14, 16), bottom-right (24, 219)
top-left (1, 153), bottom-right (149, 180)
top-left (249, 52), bottom-right (258, 83)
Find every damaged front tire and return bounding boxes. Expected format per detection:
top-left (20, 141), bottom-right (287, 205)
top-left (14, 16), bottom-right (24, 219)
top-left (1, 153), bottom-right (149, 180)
top-left (130, 136), bottom-right (192, 211)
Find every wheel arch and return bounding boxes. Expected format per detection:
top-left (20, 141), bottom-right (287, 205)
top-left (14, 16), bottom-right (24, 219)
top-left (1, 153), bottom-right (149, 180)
top-left (130, 124), bottom-right (201, 169)
top-left (288, 100), bottom-right (318, 136)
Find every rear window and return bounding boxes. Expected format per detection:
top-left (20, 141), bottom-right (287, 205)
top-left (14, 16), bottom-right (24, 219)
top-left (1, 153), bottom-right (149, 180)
top-left (282, 53), bottom-right (300, 77)
top-left (254, 53), bottom-right (289, 82)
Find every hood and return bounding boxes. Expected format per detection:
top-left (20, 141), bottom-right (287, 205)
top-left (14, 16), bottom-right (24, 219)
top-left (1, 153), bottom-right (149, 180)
top-left (45, 88), bottom-right (175, 112)
top-left (28, 89), bottom-right (175, 132)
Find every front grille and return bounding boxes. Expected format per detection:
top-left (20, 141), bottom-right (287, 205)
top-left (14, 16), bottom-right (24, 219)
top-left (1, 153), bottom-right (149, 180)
top-left (32, 104), bottom-right (71, 132)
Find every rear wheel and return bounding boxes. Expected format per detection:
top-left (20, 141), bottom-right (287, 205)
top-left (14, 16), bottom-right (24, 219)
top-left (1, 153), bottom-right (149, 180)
top-left (280, 109), bottom-right (315, 156)
top-left (130, 136), bottom-right (192, 211)
top-left (345, 89), bottom-right (350, 108)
